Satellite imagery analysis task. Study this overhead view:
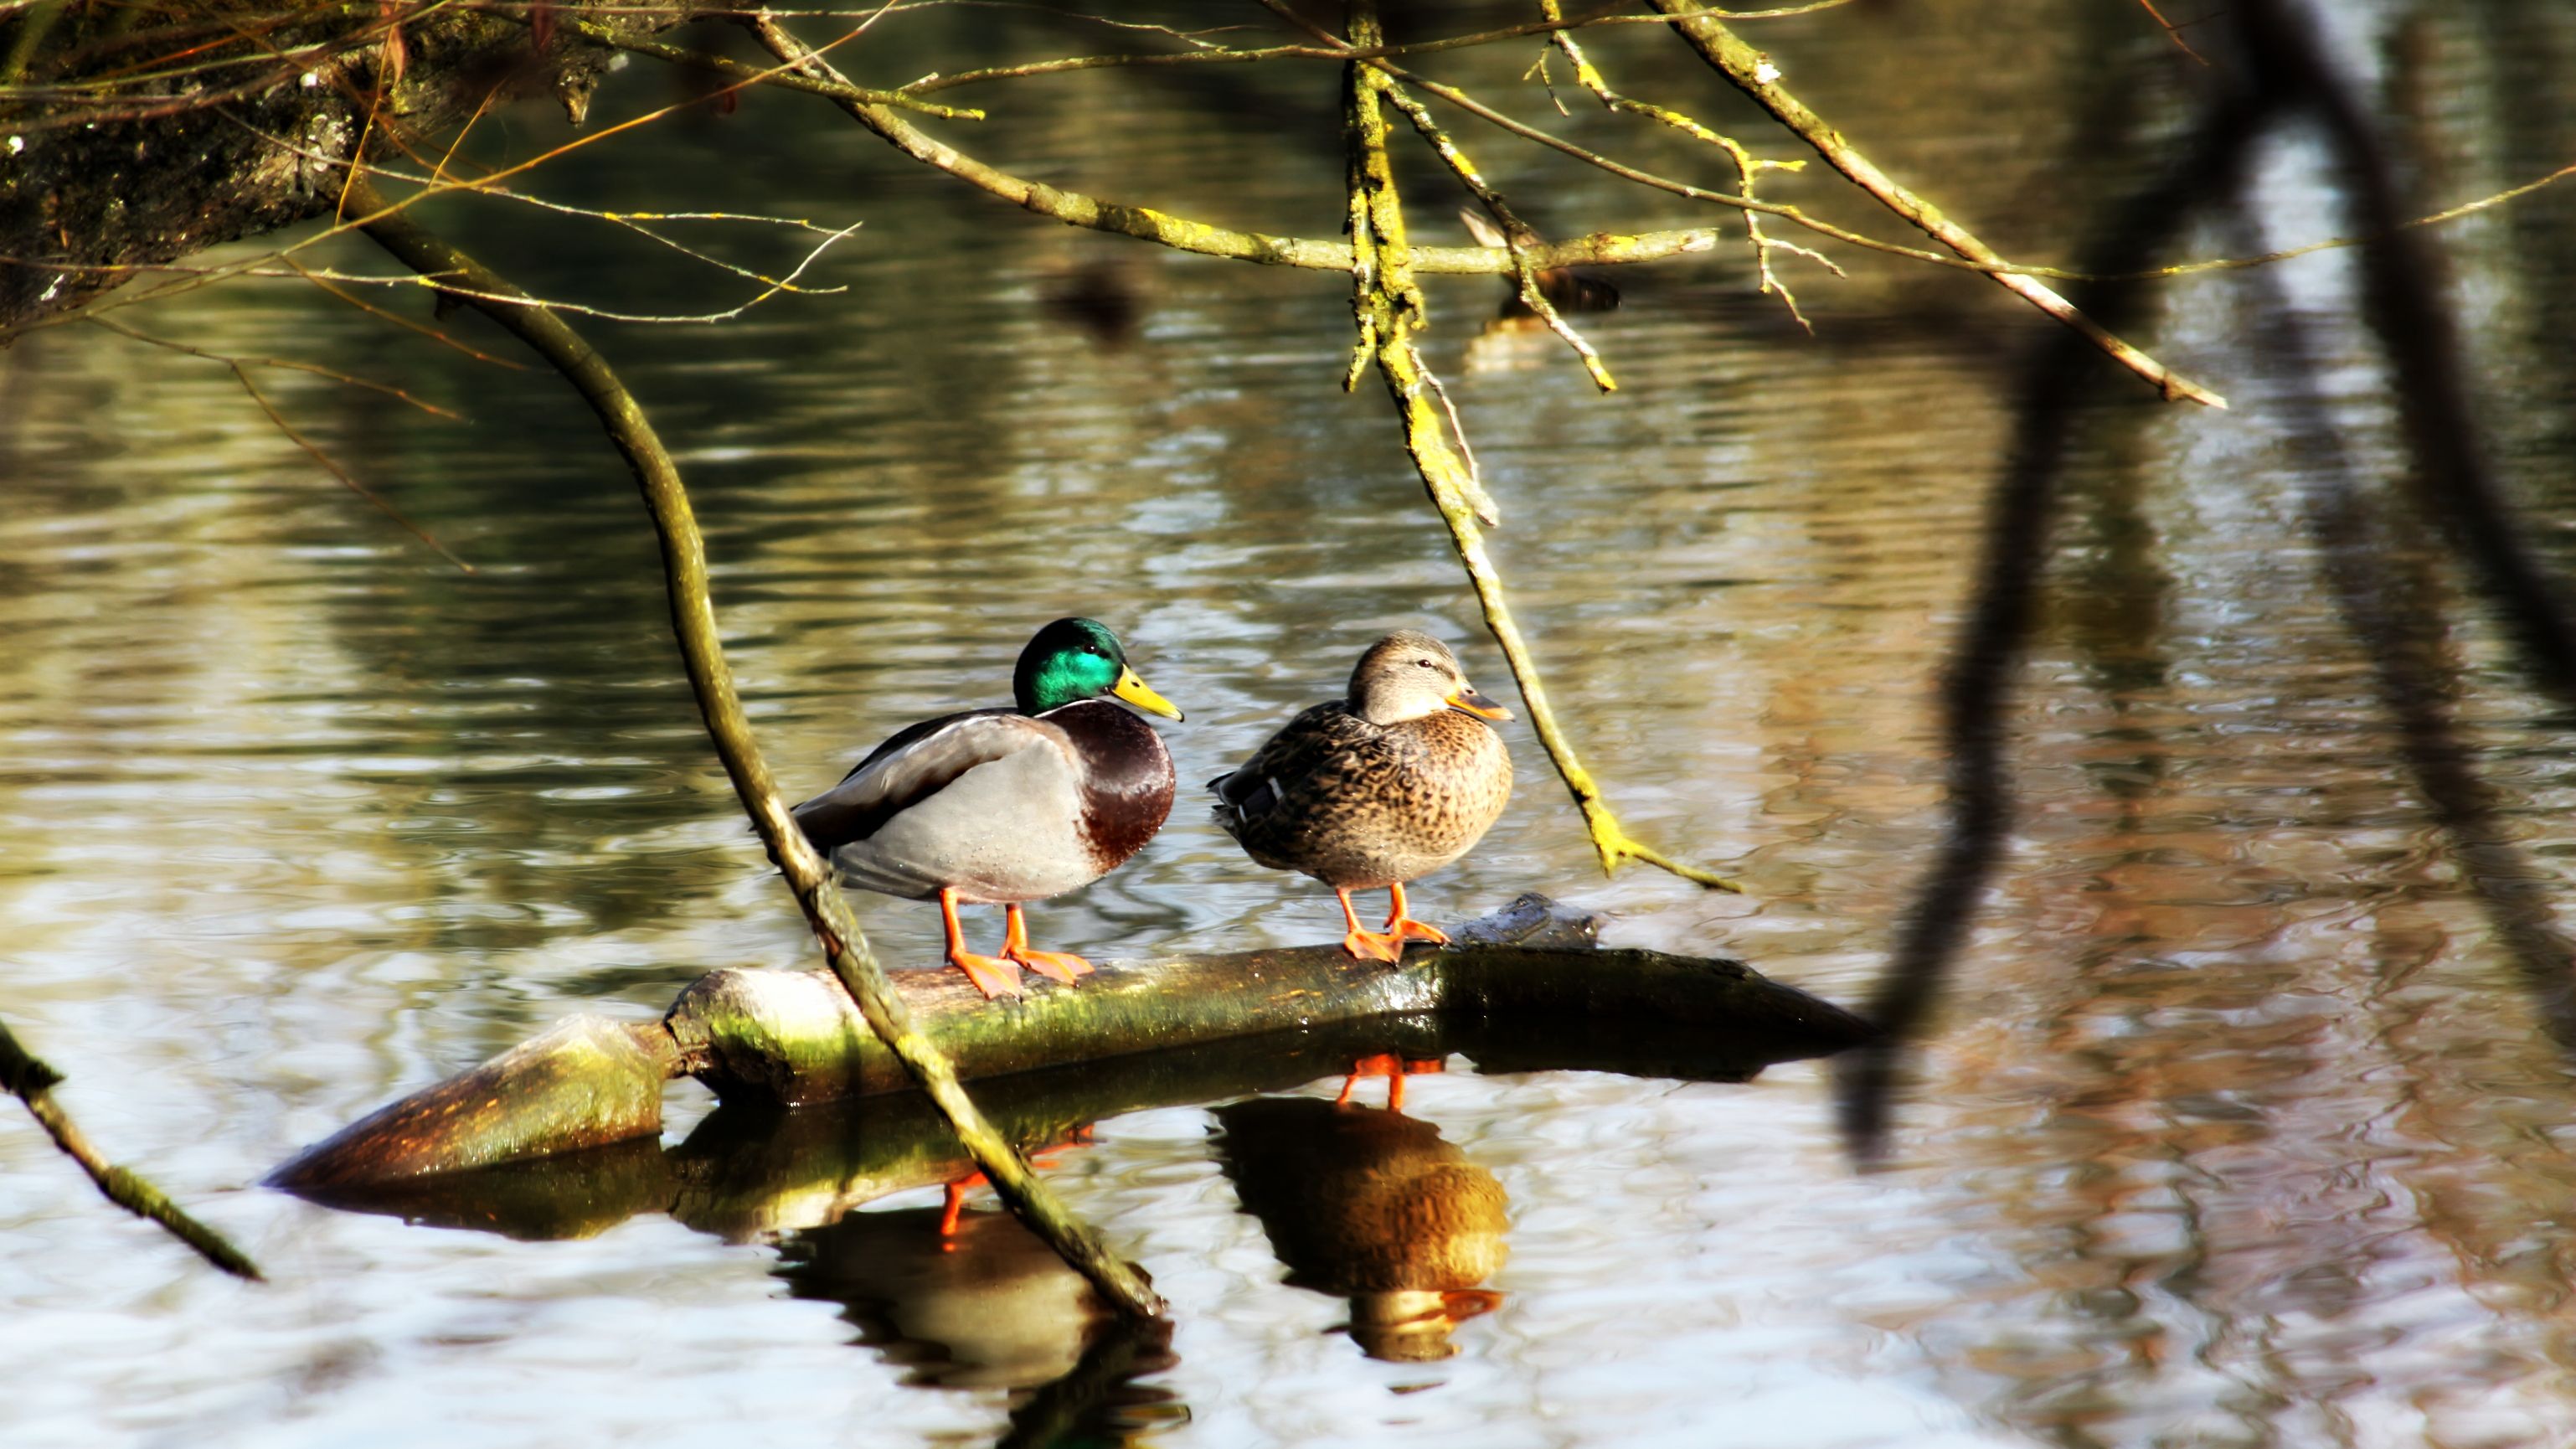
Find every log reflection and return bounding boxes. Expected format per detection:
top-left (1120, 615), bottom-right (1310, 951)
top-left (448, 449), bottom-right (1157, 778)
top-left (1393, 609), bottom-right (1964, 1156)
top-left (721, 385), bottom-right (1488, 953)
top-left (1213, 1096), bottom-right (1507, 1363)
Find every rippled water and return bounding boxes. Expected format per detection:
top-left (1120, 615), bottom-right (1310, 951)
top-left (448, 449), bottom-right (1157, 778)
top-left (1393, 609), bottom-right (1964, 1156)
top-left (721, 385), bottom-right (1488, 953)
top-left (9, 3), bottom-right (2576, 1445)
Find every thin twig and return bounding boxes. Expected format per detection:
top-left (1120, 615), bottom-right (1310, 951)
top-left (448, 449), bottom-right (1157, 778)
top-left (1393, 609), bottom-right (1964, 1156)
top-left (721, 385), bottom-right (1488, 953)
top-left (229, 359), bottom-right (479, 573)
top-left (532, 9), bottom-right (988, 120)
top-left (88, 313), bottom-right (469, 419)
top-left (2133, 0), bottom-right (2213, 66)
top-left (1538, 1), bottom-right (1837, 333)
top-left (1420, 367), bottom-right (1498, 528)
top-left (893, 1), bottom-right (1855, 93)
top-left (284, 256), bottom-right (531, 369)
top-left (1642, 0), bottom-right (2226, 405)
top-left (1379, 78), bottom-right (1616, 392)
top-left (1, 1016), bottom-right (261, 1280)
top-left (6, 20), bottom-right (899, 342)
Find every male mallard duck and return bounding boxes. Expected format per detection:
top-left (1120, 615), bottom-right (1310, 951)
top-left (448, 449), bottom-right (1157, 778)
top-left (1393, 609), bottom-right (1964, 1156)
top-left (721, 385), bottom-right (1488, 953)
top-left (1209, 631), bottom-right (1512, 962)
top-left (792, 618), bottom-right (1183, 999)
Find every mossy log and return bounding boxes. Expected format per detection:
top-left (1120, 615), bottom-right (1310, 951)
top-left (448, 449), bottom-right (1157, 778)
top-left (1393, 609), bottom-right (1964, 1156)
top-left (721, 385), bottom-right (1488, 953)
top-left (283, 999), bottom-right (1833, 1244)
top-left (272, 895), bottom-right (1874, 1195)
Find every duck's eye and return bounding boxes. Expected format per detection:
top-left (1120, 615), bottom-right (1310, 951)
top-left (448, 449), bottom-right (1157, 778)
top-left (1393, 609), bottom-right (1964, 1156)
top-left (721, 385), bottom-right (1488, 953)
top-left (1416, 657), bottom-right (1438, 668)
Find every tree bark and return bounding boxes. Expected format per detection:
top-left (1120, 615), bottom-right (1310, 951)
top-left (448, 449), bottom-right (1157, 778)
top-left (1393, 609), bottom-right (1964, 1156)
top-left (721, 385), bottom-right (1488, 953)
top-left (0, 3), bottom-right (628, 333)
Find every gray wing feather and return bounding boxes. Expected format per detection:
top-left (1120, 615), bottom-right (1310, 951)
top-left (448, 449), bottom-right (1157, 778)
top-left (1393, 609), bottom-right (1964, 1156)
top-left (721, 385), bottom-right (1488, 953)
top-left (792, 709), bottom-right (1057, 855)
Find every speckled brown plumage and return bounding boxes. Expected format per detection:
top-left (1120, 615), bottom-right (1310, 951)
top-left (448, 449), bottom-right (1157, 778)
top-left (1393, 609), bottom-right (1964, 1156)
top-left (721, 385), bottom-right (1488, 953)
top-left (1209, 632), bottom-right (1512, 909)
top-left (1212, 701), bottom-right (1509, 887)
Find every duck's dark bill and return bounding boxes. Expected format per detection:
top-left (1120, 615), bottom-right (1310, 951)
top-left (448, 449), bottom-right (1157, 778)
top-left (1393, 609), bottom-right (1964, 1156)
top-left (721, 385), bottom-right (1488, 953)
top-left (1446, 688), bottom-right (1512, 722)
top-left (1113, 668), bottom-right (1186, 721)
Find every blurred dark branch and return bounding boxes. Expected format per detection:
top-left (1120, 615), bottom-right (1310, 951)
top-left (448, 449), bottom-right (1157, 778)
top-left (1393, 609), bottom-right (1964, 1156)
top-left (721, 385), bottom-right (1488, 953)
top-left (1837, 59), bottom-right (2275, 1161)
top-left (2235, 223), bottom-right (2576, 1055)
top-left (1845, 0), bottom-right (2576, 1152)
top-left (0, 1015), bottom-right (261, 1280)
top-left (2234, 0), bottom-right (2576, 704)
top-left (345, 173), bottom-right (1164, 1320)
top-left (2228, 0), bottom-right (2576, 1044)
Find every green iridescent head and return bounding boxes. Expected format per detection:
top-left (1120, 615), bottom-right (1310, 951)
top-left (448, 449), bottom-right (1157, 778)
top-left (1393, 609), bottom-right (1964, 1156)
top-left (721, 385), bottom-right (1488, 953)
top-left (1012, 618), bottom-right (1185, 720)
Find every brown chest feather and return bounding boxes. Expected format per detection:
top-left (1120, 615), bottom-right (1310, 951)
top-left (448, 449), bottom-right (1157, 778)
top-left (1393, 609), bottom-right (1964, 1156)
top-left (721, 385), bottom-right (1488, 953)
top-left (1049, 699), bottom-right (1177, 873)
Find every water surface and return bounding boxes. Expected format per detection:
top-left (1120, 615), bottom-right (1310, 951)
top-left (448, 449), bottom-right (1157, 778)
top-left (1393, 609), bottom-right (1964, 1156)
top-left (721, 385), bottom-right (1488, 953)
top-left (8, 3), bottom-right (2576, 1445)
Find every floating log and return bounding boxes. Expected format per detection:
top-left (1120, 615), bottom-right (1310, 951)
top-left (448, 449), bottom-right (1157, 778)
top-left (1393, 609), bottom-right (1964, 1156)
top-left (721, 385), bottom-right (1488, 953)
top-left (272, 1015), bottom-right (681, 1190)
top-left (271, 895), bottom-right (1873, 1194)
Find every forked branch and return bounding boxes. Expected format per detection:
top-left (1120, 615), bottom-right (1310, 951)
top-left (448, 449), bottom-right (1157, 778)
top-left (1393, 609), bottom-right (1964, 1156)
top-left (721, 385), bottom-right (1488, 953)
top-left (1340, 0), bottom-right (1739, 891)
top-left (1643, 0), bottom-right (2228, 405)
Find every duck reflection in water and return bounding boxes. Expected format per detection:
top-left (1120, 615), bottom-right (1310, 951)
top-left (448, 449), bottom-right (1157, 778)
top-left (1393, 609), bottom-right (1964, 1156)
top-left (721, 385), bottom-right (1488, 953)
top-left (1335, 1052), bottom-right (1447, 1114)
top-left (1213, 1095), bottom-right (1508, 1364)
top-left (778, 1199), bottom-right (1182, 1441)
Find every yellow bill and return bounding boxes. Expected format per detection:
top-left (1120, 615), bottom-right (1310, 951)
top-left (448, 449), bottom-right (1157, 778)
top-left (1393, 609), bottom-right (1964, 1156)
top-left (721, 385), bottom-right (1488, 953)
top-left (1113, 668), bottom-right (1186, 722)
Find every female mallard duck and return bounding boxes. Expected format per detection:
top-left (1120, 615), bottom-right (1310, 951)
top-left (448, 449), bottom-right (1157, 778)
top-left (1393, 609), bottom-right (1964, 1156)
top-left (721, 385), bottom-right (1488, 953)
top-left (793, 618), bottom-right (1183, 1000)
top-left (1209, 631), bottom-right (1512, 962)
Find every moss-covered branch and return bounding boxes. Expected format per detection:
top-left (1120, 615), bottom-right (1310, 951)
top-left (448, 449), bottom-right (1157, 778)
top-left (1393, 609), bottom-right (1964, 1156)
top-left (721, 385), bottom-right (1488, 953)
top-left (269, 894), bottom-right (1873, 1197)
top-left (1337, 1), bottom-right (1739, 890)
top-left (740, 13), bottom-right (1718, 278)
top-left (1644, 0), bottom-right (2227, 406)
top-left (2, 1016), bottom-right (260, 1279)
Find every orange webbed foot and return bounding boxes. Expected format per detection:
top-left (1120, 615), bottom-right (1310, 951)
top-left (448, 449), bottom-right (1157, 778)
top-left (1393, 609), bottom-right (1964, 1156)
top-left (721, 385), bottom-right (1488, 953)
top-left (1000, 904), bottom-right (1092, 986)
top-left (1381, 883), bottom-right (1447, 952)
top-left (1340, 928), bottom-right (1404, 963)
top-left (1386, 917), bottom-right (1449, 948)
top-left (948, 951), bottom-right (1025, 1000)
top-left (1006, 946), bottom-right (1094, 985)
top-left (1335, 887), bottom-right (1404, 962)
top-left (940, 889), bottom-right (1024, 999)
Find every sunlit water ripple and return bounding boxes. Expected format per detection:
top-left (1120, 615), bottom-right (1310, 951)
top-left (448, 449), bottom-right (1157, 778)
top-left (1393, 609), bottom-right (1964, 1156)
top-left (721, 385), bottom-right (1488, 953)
top-left (9, 3), bottom-right (2576, 1445)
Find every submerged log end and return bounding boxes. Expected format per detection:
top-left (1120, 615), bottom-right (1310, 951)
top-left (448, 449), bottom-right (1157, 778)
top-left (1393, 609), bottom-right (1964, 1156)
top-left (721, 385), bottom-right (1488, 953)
top-left (268, 1014), bottom-right (682, 1190)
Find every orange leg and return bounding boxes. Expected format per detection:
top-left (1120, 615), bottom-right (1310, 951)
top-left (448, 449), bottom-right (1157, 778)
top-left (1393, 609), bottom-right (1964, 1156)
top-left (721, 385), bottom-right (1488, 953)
top-left (939, 1176), bottom-right (977, 1245)
top-left (1334, 1052), bottom-right (1446, 1112)
top-left (1337, 887), bottom-right (1403, 962)
top-left (1383, 882), bottom-right (1449, 949)
top-left (1001, 903), bottom-right (1094, 986)
top-left (935, 1132), bottom-right (1090, 1246)
top-left (938, 886), bottom-right (1023, 999)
